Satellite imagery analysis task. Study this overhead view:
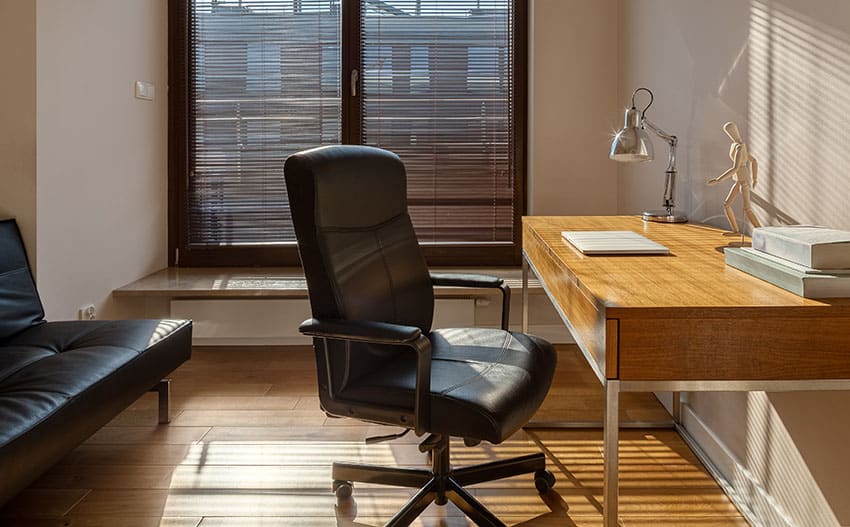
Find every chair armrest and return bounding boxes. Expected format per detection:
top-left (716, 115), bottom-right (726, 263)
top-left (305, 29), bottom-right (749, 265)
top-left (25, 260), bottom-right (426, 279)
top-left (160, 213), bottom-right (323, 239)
top-left (299, 318), bottom-right (422, 344)
top-left (429, 272), bottom-right (504, 289)
top-left (430, 272), bottom-right (511, 331)
top-left (298, 317), bottom-right (432, 435)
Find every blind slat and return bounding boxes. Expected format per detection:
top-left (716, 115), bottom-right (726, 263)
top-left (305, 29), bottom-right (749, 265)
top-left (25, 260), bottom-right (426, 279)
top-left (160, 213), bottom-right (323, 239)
top-left (360, 0), bottom-right (516, 244)
top-left (190, 1), bottom-right (342, 245)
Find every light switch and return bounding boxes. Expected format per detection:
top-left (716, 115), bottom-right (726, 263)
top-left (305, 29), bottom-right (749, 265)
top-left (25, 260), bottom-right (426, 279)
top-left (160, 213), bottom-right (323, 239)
top-left (134, 80), bottom-right (155, 101)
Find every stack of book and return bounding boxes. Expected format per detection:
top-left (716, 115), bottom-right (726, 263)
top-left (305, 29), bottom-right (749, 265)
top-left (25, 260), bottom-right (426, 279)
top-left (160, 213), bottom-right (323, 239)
top-left (724, 226), bottom-right (850, 298)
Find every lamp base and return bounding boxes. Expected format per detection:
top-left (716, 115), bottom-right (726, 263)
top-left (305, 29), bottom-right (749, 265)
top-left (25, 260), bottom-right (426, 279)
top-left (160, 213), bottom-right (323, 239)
top-left (642, 210), bottom-right (688, 223)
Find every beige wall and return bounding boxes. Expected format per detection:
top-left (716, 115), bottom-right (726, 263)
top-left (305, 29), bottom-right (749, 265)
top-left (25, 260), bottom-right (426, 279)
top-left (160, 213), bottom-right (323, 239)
top-left (529, 0), bottom-right (619, 215)
top-left (619, 1), bottom-right (850, 525)
top-left (0, 1), bottom-right (37, 265)
top-left (35, 0), bottom-right (169, 320)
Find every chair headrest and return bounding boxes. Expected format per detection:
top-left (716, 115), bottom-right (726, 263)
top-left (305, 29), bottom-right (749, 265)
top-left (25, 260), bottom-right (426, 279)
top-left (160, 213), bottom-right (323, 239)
top-left (285, 145), bottom-right (407, 229)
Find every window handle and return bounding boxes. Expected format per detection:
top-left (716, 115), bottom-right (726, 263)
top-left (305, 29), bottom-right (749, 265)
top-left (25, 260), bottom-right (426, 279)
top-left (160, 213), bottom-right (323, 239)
top-left (350, 69), bottom-right (359, 97)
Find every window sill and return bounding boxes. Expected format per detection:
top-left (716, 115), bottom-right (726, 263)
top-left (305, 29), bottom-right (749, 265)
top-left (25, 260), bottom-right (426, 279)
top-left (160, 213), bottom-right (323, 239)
top-left (114, 266), bottom-right (542, 299)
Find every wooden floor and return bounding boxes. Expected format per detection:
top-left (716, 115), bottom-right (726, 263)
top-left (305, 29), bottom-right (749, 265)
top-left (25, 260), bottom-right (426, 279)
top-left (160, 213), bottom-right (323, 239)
top-left (0, 345), bottom-right (748, 527)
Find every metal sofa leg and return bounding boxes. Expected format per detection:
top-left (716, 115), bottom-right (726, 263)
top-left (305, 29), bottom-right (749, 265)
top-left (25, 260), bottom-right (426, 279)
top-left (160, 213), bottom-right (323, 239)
top-left (149, 378), bottom-right (172, 424)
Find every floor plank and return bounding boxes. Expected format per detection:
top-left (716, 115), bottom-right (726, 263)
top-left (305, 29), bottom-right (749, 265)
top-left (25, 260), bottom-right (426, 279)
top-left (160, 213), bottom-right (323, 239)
top-left (30, 465), bottom-right (178, 491)
top-left (0, 489), bottom-right (90, 518)
top-left (4, 518), bottom-right (201, 527)
top-left (170, 410), bottom-right (325, 427)
top-left (84, 426), bottom-right (210, 445)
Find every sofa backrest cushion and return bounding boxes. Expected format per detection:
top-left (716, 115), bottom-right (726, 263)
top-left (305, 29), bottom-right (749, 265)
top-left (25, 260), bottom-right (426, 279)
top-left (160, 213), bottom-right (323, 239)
top-left (0, 219), bottom-right (45, 340)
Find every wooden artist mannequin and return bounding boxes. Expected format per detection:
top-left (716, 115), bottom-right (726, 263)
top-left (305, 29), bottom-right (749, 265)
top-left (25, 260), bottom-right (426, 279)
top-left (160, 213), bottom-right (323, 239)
top-left (708, 122), bottom-right (761, 233)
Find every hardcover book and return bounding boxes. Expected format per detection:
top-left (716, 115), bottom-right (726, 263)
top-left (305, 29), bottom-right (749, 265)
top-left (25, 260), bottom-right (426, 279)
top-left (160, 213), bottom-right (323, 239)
top-left (725, 247), bottom-right (850, 298)
top-left (752, 226), bottom-right (850, 269)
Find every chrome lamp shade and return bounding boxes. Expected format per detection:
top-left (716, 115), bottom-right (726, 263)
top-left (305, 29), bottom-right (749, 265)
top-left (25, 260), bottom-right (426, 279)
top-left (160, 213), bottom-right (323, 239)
top-left (609, 88), bottom-right (687, 224)
top-left (609, 108), bottom-right (654, 163)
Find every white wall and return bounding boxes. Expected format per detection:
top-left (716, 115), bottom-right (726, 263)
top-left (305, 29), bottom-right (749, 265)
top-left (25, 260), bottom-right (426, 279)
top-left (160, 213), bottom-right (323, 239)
top-left (529, 0), bottom-right (619, 216)
top-left (0, 1), bottom-right (37, 265)
top-left (35, 0), bottom-right (169, 320)
top-left (618, 1), bottom-right (850, 525)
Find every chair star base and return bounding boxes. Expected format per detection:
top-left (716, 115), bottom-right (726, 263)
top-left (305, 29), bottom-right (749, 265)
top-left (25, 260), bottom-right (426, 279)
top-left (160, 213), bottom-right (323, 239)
top-left (332, 436), bottom-right (554, 527)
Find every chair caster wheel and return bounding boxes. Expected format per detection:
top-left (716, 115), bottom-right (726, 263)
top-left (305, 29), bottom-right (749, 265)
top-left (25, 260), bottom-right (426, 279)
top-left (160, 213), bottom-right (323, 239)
top-left (333, 480), bottom-right (353, 499)
top-left (534, 469), bottom-right (556, 493)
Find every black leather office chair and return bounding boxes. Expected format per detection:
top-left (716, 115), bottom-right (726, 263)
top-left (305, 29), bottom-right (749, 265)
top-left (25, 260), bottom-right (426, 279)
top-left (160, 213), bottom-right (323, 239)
top-left (284, 145), bottom-right (557, 527)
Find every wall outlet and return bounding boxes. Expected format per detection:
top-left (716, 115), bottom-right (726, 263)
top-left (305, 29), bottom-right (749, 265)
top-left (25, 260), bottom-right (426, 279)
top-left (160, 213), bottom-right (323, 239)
top-left (78, 304), bottom-right (96, 320)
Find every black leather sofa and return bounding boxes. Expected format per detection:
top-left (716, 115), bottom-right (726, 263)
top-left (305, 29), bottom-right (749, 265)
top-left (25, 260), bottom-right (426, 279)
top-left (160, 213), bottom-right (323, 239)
top-left (0, 219), bottom-right (192, 505)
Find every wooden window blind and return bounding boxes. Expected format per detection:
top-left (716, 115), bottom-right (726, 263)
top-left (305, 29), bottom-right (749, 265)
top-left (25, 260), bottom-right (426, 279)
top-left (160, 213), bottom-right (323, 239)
top-left (359, 1), bottom-right (519, 251)
top-left (170, 0), bottom-right (525, 266)
top-left (182, 0), bottom-right (341, 263)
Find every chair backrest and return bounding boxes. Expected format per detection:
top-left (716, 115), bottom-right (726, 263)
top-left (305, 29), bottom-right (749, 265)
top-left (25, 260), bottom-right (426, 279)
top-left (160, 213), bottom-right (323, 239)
top-left (284, 145), bottom-right (434, 391)
top-left (0, 219), bottom-right (45, 341)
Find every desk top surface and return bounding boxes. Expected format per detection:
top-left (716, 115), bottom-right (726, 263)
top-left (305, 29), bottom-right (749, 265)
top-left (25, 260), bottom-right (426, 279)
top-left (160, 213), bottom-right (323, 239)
top-left (523, 216), bottom-right (850, 316)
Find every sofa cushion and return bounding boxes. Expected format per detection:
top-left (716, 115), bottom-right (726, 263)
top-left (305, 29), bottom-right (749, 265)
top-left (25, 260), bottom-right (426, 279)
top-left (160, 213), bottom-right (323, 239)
top-left (0, 220), bottom-right (44, 340)
top-left (0, 319), bottom-right (192, 505)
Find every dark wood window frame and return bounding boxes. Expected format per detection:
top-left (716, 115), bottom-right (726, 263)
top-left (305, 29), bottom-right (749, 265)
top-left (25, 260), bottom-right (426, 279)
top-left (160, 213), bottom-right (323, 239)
top-left (168, 0), bottom-right (527, 267)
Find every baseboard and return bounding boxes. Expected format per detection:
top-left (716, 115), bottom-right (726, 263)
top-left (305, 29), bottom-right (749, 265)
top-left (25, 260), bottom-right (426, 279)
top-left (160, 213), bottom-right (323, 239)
top-left (681, 403), bottom-right (796, 527)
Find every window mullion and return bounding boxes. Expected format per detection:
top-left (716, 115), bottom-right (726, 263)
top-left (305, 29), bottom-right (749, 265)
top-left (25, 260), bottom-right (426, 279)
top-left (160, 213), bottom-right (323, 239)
top-left (341, 0), bottom-right (362, 145)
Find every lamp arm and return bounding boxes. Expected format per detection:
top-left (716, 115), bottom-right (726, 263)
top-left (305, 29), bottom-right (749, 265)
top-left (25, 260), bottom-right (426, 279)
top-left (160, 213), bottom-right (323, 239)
top-left (642, 118), bottom-right (678, 171)
top-left (642, 117), bottom-right (675, 143)
top-left (642, 117), bottom-right (679, 211)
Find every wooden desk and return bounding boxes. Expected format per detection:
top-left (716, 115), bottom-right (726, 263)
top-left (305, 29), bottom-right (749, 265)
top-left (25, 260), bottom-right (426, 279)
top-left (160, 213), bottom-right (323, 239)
top-left (521, 216), bottom-right (850, 526)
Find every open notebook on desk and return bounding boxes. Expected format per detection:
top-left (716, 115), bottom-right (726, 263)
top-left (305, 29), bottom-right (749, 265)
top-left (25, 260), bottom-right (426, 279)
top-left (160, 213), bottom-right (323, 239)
top-left (562, 230), bottom-right (670, 255)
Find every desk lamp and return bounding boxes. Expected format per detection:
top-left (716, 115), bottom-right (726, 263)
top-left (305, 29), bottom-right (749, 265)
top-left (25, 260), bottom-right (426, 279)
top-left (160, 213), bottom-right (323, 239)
top-left (610, 87), bottom-right (687, 223)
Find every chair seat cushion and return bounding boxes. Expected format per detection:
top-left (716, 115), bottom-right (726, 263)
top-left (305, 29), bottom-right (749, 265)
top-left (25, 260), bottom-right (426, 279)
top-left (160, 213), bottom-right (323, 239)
top-left (340, 327), bottom-right (557, 444)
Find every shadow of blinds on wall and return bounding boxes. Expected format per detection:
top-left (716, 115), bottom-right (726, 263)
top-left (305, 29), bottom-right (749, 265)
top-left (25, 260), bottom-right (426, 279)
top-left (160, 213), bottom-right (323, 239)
top-left (189, 1), bottom-right (341, 246)
top-left (360, 0), bottom-right (516, 245)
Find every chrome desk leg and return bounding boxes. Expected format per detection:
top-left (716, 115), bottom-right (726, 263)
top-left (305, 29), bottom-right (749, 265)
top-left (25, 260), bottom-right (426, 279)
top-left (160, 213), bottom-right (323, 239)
top-left (672, 391), bottom-right (682, 425)
top-left (522, 256), bottom-right (529, 333)
top-left (603, 380), bottom-right (620, 527)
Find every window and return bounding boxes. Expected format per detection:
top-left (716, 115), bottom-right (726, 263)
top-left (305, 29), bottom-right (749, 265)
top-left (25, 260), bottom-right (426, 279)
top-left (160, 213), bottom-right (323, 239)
top-left (170, 0), bottom-right (527, 266)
